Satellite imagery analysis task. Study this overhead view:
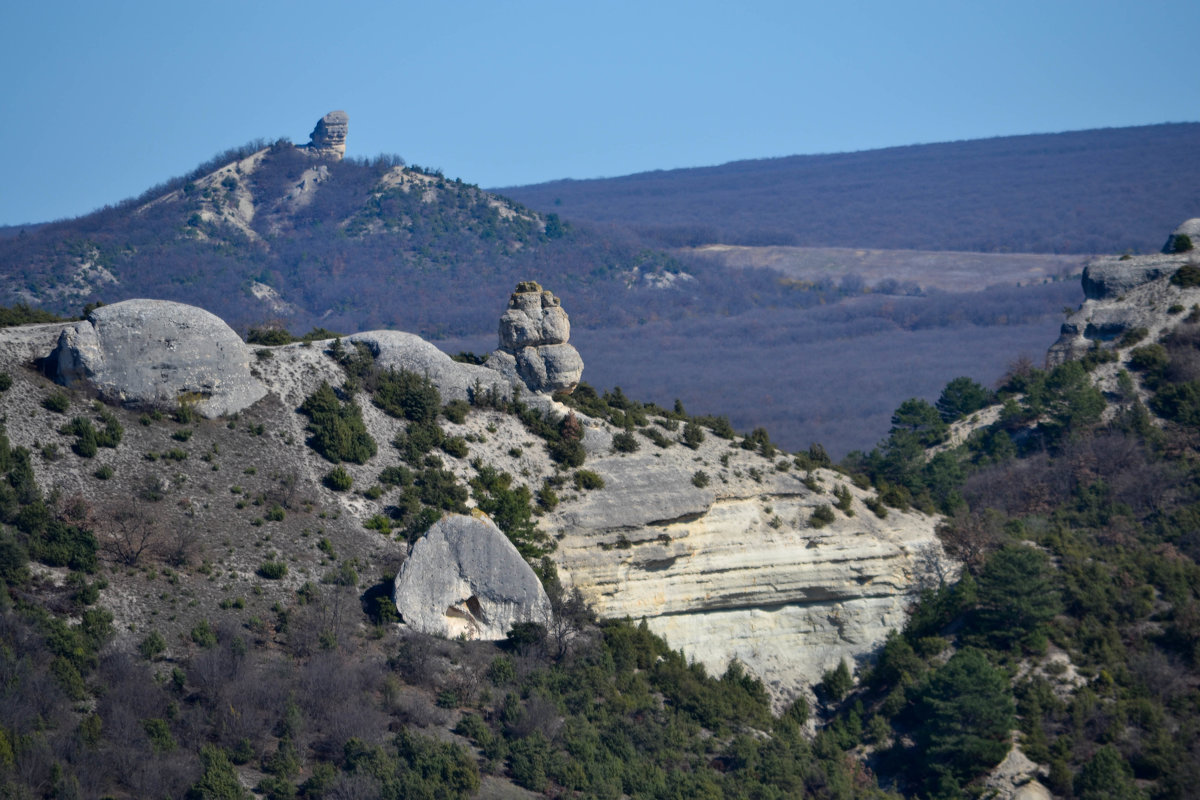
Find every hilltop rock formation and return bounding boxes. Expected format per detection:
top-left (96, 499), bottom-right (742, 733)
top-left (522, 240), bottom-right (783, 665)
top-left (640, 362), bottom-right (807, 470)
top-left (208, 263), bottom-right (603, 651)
top-left (487, 281), bottom-right (584, 394)
top-left (50, 299), bottom-right (267, 417)
top-left (306, 110), bottom-right (348, 159)
top-left (1049, 225), bottom-right (1200, 366)
top-left (393, 513), bottom-right (551, 640)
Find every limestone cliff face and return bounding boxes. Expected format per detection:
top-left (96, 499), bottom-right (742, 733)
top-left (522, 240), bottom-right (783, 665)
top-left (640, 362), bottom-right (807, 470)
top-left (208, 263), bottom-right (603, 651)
top-left (1048, 238), bottom-right (1200, 368)
top-left (540, 445), bottom-right (941, 699)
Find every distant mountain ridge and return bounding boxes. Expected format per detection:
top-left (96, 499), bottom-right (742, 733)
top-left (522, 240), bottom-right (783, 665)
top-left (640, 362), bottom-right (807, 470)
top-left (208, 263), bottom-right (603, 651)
top-left (497, 122), bottom-right (1200, 254)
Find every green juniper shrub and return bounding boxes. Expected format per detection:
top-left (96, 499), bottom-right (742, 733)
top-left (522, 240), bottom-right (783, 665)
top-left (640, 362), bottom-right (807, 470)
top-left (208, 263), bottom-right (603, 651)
top-left (299, 382), bottom-right (376, 464)
top-left (451, 351), bottom-right (486, 365)
top-left (374, 368), bottom-right (442, 424)
top-left (364, 514), bottom-right (392, 535)
top-left (471, 462), bottom-right (553, 562)
top-left (611, 430), bottom-right (639, 453)
top-left (42, 392), bottom-right (70, 413)
top-left (642, 426), bottom-right (672, 448)
top-left (573, 469), bottom-right (605, 490)
top-left (819, 659), bottom-right (854, 703)
top-left (323, 466), bottom-right (353, 492)
top-left (405, 462), bottom-right (468, 515)
top-left (378, 465), bottom-right (413, 487)
top-left (681, 420), bottom-right (705, 449)
top-left (173, 398), bottom-right (201, 424)
top-left (138, 630), bottom-right (167, 661)
top-left (692, 470), bottom-right (710, 488)
top-left (741, 427), bottom-right (775, 457)
top-left (834, 483), bottom-right (855, 514)
top-left (393, 422), bottom-right (444, 465)
top-left (535, 484), bottom-right (559, 512)
top-left (1118, 327), bottom-right (1150, 347)
top-left (809, 504), bottom-right (836, 528)
top-left (0, 373), bottom-right (10, 391)
top-left (440, 435), bottom-right (469, 458)
top-left (1171, 262), bottom-right (1200, 287)
top-left (443, 398), bottom-right (470, 424)
top-left (699, 414), bottom-right (737, 439)
top-left (190, 619), bottom-right (218, 648)
top-left (257, 560), bottom-right (288, 580)
top-left (245, 325), bottom-right (294, 346)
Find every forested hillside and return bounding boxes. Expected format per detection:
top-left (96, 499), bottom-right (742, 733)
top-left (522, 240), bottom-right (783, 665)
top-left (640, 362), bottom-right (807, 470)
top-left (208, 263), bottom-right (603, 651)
top-left (499, 123), bottom-right (1200, 254)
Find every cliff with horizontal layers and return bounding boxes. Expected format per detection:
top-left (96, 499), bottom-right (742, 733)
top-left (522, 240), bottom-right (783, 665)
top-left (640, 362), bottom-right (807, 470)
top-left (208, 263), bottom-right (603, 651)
top-left (0, 289), bottom-right (942, 703)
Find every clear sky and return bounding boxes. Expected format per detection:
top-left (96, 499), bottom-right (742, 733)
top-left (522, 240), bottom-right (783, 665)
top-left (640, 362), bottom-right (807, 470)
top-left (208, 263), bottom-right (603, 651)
top-left (2, 0), bottom-right (1197, 226)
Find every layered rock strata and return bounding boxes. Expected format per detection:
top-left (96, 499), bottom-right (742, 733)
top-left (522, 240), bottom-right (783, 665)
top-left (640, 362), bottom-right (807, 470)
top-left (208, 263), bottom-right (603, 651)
top-left (487, 281), bottom-right (584, 394)
top-left (393, 513), bottom-right (552, 640)
top-left (307, 110), bottom-right (348, 159)
top-left (540, 450), bottom-right (943, 700)
top-left (51, 299), bottom-right (267, 418)
top-left (1049, 238), bottom-right (1200, 366)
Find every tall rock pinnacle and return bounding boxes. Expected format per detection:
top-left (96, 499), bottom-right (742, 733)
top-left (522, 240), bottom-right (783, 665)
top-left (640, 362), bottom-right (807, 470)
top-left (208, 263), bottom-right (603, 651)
top-left (486, 281), bottom-right (584, 394)
top-left (307, 110), bottom-right (348, 159)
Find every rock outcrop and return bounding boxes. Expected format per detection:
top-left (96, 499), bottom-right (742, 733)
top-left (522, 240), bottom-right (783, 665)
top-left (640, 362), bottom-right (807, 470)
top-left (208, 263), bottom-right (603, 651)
top-left (1049, 231), bottom-right (1200, 366)
top-left (19, 295), bottom-right (944, 701)
top-left (1163, 218), bottom-right (1200, 254)
top-left (542, 448), bottom-right (943, 701)
top-left (393, 513), bottom-right (552, 640)
top-left (50, 299), bottom-right (267, 417)
top-left (487, 282), bottom-right (584, 394)
top-left (347, 330), bottom-right (512, 404)
top-left (1080, 254), bottom-right (1180, 301)
top-left (306, 110), bottom-right (348, 159)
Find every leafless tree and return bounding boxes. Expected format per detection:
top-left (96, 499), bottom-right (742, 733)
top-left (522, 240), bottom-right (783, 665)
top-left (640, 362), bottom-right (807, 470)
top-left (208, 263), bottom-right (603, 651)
top-left (936, 508), bottom-right (1007, 574)
top-left (96, 500), bottom-right (162, 566)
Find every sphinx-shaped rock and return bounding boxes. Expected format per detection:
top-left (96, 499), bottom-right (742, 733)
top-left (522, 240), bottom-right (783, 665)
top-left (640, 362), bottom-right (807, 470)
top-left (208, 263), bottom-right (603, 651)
top-left (393, 513), bottom-right (551, 640)
top-left (487, 281), bottom-right (583, 393)
top-left (51, 299), bottom-right (267, 418)
top-left (307, 110), bottom-right (348, 159)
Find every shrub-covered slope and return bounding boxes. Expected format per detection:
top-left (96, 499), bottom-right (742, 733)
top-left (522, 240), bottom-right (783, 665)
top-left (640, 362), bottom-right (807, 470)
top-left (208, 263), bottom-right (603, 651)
top-left (499, 122), bottom-right (1200, 254)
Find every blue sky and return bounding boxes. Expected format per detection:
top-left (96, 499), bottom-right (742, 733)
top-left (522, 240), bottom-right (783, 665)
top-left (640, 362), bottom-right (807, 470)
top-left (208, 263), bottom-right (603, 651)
top-left (2, 0), bottom-right (1197, 225)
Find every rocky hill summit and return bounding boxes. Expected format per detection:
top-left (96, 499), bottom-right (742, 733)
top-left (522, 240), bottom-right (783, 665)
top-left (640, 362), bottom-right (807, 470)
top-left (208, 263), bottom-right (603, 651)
top-left (306, 110), bottom-right (349, 159)
top-left (0, 286), bottom-right (942, 705)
